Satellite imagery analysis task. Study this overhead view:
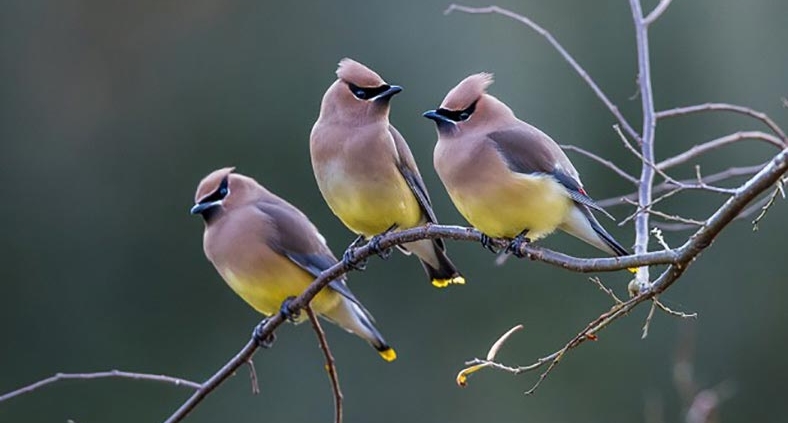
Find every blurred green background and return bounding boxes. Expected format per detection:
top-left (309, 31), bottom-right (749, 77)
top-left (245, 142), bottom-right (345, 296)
top-left (2, 0), bottom-right (786, 422)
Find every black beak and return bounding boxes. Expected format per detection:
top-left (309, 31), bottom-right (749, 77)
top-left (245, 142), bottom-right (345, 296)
top-left (374, 85), bottom-right (403, 101)
top-left (423, 110), bottom-right (454, 126)
top-left (190, 201), bottom-right (218, 215)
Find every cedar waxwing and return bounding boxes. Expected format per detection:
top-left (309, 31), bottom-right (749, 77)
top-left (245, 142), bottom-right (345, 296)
top-left (424, 73), bottom-right (629, 258)
top-left (191, 167), bottom-right (396, 362)
top-left (310, 58), bottom-right (465, 288)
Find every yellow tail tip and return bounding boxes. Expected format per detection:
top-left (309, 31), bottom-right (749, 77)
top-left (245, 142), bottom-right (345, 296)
top-left (431, 276), bottom-right (466, 288)
top-left (628, 267), bottom-right (638, 274)
top-left (378, 347), bottom-right (397, 362)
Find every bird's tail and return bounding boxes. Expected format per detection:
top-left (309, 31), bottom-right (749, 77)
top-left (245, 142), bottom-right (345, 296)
top-left (560, 204), bottom-right (629, 257)
top-left (402, 239), bottom-right (465, 288)
top-left (324, 297), bottom-right (397, 362)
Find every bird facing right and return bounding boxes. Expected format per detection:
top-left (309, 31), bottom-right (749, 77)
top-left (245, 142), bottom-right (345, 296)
top-left (423, 73), bottom-right (629, 258)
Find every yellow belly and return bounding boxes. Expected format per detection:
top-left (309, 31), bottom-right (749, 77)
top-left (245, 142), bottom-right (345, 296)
top-left (219, 264), bottom-right (340, 320)
top-left (450, 173), bottom-right (572, 239)
top-left (320, 173), bottom-right (423, 237)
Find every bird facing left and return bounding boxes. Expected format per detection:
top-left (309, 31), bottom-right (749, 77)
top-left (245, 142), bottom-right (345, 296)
top-left (190, 167), bottom-right (396, 362)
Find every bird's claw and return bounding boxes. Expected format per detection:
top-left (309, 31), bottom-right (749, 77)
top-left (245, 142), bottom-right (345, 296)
top-left (480, 234), bottom-right (500, 253)
top-left (506, 233), bottom-right (531, 258)
top-left (342, 247), bottom-right (368, 271)
top-left (279, 296), bottom-right (300, 322)
top-left (368, 234), bottom-right (393, 260)
top-left (252, 318), bottom-right (276, 348)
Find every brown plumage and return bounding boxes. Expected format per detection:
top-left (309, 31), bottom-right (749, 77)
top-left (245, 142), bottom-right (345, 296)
top-left (424, 74), bottom-right (630, 258)
top-left (310, 58), bottom-right (464, 288)
top-left (191, 167), bottom-right (396, 361)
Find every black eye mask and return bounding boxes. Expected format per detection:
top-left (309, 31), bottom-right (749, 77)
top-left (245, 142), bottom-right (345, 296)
top-left (434, 100), bottom-right (478, 122)
top-left (348, 82), bottom-right (393, 100)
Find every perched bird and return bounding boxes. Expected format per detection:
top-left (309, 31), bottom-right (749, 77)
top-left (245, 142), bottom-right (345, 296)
top-left (310, 58), bottom-right (464, 288)
top-left (424, 73), bottom-right (629, 258)
top-left (191, 167), bottom-right (396, 361)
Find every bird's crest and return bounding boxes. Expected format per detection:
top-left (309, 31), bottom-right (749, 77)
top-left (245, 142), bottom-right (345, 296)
top-left (336, 58), bottom-right (386, 87)
top-left (441, 73), bottom-right (494, 111)
top-left (194, 167), bottom-right (235, 203)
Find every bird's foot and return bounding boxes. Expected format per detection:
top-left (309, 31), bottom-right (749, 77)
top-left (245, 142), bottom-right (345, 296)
top-left (480, 234), bottom-right (500, 253)
top-left (252, 318), bottom-right (276, 348)
top-left (279, 296), bottom-right (301, 322)
top-left (506, 232), bottom-right (531, 258)
top-left (342, 235), bottom-right (368, 271)
top-left (342, 248), bottom-right (368, 271)
top-left (367, 224), bottom-right (397, 260)
top-left (368, 234), bottom-right (393, 260)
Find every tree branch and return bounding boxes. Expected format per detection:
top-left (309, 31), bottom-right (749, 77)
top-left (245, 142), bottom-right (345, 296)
top-left (657, 131), bottom-right (785, 170)
top-left (644, 0), bottom-right (674, 26)
top-left (306, 305), bottom-right (343, 423)
top-left (0, 370), bottom-right (200, 403)
top-left (629, 0), bottom-right (657, 288)
top-left (444, 4), bottom-right (642, 143)
top-left (561, 144), bottom-right (639, 184)
top-left (597, 163), bottom-right (766, 208)
top-left (656, 103), bottom-right (788, 143)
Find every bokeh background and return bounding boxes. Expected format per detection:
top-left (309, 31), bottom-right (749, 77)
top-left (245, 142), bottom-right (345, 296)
top-left (2, 0), bottom-right (786, 422)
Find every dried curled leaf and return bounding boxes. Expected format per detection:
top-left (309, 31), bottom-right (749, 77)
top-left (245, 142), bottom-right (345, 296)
top-left (456, 324), bottom-right (524, 387)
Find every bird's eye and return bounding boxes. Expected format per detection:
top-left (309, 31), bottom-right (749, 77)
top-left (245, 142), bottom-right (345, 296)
top-left (219, 187), bottom-right (228, 197)
top-left (458, 100), bottom-right (477, 121)
top-left (435, 100), bottom-right (478, 122)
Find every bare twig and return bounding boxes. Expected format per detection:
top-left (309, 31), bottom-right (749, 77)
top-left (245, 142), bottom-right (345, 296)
top-left (598, 163), bottom-right (766, 208)
top-left (656, 103), bottom-right (788, 143)
top-left (0, 370), bottom-right (200, 403)
top-left (629, 0), bottom-right (658, 290)
top-left (444, 4), bottom-right (642, 143)
top-left (654, 299), bottom-right (698, 319)
top-left (642, 300), bottom-right (658, 339)
top-left (752, 178), bottom-right (786, 230)
top-left (561, 144), bottom-right (639, 184)
top-left (651, 227), bottom-right (671, 250)
top-left (589, 276), bottom-right (624, 304)
top-left (247, 359), bottom-right (259, 395)
top-left (616, 124), bottom-right (678, 187)
top-left (646, 209), bottom-right (706, 227)
top-left (657, 131), bottom-right (784, 170)
top-left (644, 0), bottom-right (674, 25)
top-left (305, 305), bottom-right (343, 423)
